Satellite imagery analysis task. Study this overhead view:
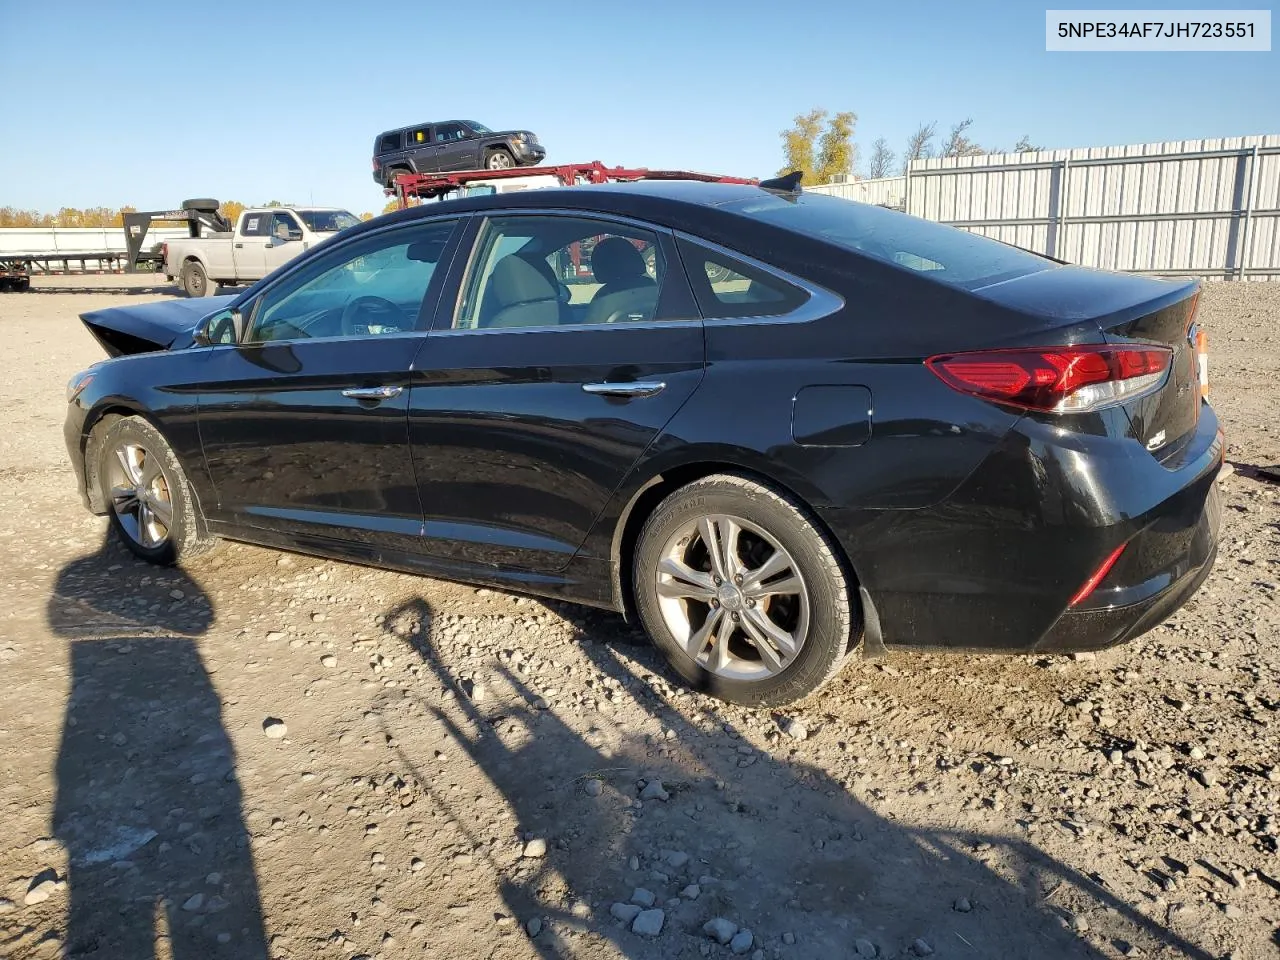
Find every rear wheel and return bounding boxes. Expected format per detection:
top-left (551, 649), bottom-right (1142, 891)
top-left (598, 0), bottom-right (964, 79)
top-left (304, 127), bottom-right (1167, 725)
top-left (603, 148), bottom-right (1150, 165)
top-left (633, 474), bottom-right (859, 707)
top-left (486, 148), bottom-right (515, 170)
top-left (181, 260), bottom-right (211, 298)
top-left (96, 416), bottom-right (215, 565)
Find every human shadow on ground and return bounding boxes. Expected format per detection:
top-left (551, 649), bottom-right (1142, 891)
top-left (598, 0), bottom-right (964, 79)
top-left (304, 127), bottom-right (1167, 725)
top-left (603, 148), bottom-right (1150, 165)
top-left (45, 534), bottom-right (268, 959)
top-left (377, 596), bottom-right (1220, 960)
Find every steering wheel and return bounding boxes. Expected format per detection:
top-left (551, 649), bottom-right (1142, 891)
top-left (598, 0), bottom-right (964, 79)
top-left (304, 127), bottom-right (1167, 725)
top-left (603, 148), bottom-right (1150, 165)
top-left (340, 296), bottom-right (409, 336)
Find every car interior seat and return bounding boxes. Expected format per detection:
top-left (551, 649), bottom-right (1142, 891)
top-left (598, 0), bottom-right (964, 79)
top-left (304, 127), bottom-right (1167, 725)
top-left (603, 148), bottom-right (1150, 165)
top-left (586, 237), bottom-right (658, 325)
top-left (478, 255), bottom-right (561, 328)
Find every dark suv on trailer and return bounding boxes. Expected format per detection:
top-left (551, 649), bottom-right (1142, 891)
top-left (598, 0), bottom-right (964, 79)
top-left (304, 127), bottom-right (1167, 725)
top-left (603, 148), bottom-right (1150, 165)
top-left (372, 121), bottom-right (546, 186)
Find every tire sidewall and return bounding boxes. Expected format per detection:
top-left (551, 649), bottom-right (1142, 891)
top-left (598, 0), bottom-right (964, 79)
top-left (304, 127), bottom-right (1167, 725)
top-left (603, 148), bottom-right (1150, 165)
top-left (182, 261), bottom-right (207, 298)
top-left (96, 417), bottom-right (203, 566)
top-left (487, 149), bottom-right (513, 170)
top-left (634, 478), bottom-right (853, 707)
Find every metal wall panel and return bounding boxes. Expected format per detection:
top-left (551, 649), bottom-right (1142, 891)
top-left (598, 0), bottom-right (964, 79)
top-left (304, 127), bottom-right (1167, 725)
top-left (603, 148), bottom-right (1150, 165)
top-left (813, 136), bottom-right (1280, 280)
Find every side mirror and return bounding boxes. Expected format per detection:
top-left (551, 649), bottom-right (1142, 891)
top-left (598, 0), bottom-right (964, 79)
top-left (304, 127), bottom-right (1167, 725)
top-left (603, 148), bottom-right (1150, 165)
top-left (194, 308), bottom-right (241, 346)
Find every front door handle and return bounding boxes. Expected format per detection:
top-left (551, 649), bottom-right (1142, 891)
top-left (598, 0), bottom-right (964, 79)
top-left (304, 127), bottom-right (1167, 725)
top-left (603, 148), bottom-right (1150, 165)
top-left (342, 386), bottom-right (403, 401)
top-left (582, 381), bottom-right (666, 399)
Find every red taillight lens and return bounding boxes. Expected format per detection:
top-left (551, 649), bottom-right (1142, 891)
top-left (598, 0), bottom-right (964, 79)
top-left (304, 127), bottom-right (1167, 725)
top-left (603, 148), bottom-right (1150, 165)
top-left (1069, 542), bottom-right (1127, 607)
top-left (925, 345), bottom-right (1172, 413)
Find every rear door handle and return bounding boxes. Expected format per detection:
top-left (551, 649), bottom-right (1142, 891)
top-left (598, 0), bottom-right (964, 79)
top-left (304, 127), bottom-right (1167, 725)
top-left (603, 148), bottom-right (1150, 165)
top-left (582, 381), bottom-right (666, 399)
top-left (342, 386), bottom-right (403, 401)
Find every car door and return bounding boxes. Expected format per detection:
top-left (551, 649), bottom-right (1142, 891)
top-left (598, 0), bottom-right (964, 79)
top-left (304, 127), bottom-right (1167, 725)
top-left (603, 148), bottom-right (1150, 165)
top-left (233, 211), bottom-right (271, 281)
top-left (263, 211), bottom-right (304, 274)
top-left (196, 216), bottom-right (465, 554)
top-left (406, 212), bottom-right (705, 573)
top-left (432, 123), bottom-right (471, 171)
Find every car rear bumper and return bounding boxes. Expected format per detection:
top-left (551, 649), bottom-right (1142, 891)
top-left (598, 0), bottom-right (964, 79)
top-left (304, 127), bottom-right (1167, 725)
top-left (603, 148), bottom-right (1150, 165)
top-left (826, 402), bottom-right (1224, 654)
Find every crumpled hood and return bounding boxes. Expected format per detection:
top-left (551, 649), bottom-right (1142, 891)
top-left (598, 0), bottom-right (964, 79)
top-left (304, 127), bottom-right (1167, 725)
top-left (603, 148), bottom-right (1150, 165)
top-left (80, 295), bottom-right (236, 357)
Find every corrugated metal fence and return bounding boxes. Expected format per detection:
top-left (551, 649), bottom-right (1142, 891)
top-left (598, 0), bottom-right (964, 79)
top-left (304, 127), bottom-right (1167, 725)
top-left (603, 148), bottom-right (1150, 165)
top-left (809, 135), bottom-right (1280, 280)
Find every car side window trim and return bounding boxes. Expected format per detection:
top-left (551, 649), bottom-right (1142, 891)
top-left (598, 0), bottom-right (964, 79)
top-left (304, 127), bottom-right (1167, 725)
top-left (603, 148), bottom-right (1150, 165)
top-left (672, 232), bottom-right (844, 326)
top-left (232, 215), bottom-right (470, 344)
top-left (433, 209), bottom-right (699, 335)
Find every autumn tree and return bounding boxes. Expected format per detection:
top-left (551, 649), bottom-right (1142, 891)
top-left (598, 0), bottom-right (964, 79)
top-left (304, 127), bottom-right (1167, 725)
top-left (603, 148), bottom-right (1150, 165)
top-left (779, 109), bottom-right (857, 185)
top-left (220, 200), bottom-right (245, 225)
top-left (901, 122), bottom-right (937, 173)
top-left (359, 212), bottom-right (375, 221)
top-left (381, 198), bottom-right (401, 215)
top-left (1014, 135), bottom-right (1041, 153)
top-left (867, 138), bottom-right (895, 179)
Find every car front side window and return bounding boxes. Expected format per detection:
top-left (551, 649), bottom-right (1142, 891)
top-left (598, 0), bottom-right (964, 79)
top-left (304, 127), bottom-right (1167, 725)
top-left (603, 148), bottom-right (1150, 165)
top-left (245, 220), bottom-right (458, 343)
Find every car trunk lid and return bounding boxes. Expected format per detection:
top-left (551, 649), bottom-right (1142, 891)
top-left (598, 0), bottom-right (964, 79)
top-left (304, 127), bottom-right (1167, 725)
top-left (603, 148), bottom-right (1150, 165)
top-left (971, 266), bottom-right (1202, 455)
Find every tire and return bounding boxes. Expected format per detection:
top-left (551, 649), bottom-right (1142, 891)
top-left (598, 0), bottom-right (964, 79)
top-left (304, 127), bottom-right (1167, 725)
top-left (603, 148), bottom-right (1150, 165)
top-left (181, 198), bottom-right (221, 212)
top-left (95, 416), bottom-right (216, 566)
top-left (181, 260), bottom-right (211, 298)
top-left (633, 474), bottom-right (859, 707)
top-left (485, 148), bottom-right (515, 170)
top-left (14, 276), bottom-right (30, 293)
top-left (384, 167), bottom-right (409, 189)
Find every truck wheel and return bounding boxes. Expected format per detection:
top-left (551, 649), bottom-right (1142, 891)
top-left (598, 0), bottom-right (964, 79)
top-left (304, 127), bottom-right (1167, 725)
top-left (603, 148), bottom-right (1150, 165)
top-left (15, 276), bottom-right (30, 293)
top-left (485, 148), bottom-right (515, 170)
top-left (181, 260), bottom-right (211, 298)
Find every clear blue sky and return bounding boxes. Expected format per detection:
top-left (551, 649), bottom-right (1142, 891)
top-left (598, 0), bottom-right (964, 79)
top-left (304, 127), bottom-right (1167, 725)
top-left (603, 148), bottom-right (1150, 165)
top-left (1, 0), bottom-right (1276, 216)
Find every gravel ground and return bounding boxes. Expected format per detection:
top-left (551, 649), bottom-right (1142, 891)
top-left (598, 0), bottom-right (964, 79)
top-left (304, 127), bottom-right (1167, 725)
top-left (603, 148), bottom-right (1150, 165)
top-left (0, 277), bottom-right (1277, 960)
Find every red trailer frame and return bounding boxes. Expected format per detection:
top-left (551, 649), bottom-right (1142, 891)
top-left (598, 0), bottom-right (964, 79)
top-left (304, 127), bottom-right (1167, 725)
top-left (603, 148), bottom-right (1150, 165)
top-left (387, 161), bottom-right (758, 207)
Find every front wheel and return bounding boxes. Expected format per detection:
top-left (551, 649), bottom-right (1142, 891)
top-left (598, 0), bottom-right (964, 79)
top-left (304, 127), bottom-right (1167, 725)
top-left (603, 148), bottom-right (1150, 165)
top-left (486, 148), bottom-right (515, 170)
top-left (633, 474), bottom-right (859, 707)
top-left (96, 416), bottom-right (216, 565)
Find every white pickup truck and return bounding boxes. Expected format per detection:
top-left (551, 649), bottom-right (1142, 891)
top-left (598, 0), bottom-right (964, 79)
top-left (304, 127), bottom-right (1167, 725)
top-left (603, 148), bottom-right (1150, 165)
top-left (163, 206), bottom-right (360, 297)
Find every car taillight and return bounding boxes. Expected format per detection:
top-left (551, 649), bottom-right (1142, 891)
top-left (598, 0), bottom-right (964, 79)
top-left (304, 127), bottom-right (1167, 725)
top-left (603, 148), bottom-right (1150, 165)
top-left (925, 344), bottom-right (1172, 413)
top-left (1068, 542), bottom-right (1126, 607)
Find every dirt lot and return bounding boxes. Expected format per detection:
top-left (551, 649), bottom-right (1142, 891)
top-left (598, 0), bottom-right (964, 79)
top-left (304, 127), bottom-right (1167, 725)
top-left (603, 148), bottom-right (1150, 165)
top-left (1, 275), bottom-right (1278, 960)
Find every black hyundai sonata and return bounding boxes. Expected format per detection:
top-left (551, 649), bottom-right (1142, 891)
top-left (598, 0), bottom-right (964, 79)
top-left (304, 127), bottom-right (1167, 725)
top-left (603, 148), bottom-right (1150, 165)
top-left (64, 178), bottom-right (1222, 706)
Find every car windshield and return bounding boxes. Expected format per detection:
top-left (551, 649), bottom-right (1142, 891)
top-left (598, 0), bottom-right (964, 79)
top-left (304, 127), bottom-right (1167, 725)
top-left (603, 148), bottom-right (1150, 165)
top-left (724, 192), bottom-right (1053, 291)
top-left (295, 210), bottom-right (360, 233)
top-left (466, 121), bottom-right (492, 134)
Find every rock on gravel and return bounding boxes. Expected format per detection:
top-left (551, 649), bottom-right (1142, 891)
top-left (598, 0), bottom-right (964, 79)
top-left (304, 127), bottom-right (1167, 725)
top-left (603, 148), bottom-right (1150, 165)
top-left (522, 838), bottom-right (547, 859)
top-left (23, 878), bottom-right (58, 906)
top-left (912, 938), bottom-right (935, 956)
top-left (262, 717), bottom-right (287, 739)
top-left (630, 887), bottom-right (656, 907)
top-left (854, 938), bottom-right (878, 958)
top-left (779, 716), bottom-right (809, 740)
top-left (583, 779), bottom-right (603, 797)
top-left (631, 908), bottom-right (665, 936)
top-left (729, 929), bottom-right (754, 954)
top-left (639, 779), bottom-right (669, 801)
top-left (610, 902), bottom-right (642, 922)
top-left (704, 918), bottom-right (739, 944)
top-left (526, 917), bottom-right (543, 937)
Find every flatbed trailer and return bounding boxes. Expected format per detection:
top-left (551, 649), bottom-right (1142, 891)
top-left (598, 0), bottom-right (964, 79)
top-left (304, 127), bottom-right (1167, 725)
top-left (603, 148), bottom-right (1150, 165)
top-left (0, 199), bottom-right (230, 292)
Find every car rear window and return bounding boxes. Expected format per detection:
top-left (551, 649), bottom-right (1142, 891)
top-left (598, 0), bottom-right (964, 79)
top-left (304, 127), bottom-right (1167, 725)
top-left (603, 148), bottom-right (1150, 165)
top-left (724, 192), bottom-right (1053, 291)
top-left (377, 132), bottom-right (401, 153)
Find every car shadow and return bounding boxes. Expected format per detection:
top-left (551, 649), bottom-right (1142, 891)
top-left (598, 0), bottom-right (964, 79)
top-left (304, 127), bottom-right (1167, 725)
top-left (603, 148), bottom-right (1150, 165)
top-left (45, 534), bottom-right (268, 959)
top-left (375, 595), bottom-right (1219, 960)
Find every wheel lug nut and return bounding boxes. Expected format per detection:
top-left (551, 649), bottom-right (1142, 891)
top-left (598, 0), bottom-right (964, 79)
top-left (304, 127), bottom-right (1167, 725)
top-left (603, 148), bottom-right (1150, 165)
top-left (735, 575), bottom-right (743, 585)
top-left (731, 612), bottom-right (740, 622)
top-left (711, 599), bottom-right (719, 608)
top-left (713, 576), bottom-right (722, 586)
top-left (746, 598), bottom-right (755, 607)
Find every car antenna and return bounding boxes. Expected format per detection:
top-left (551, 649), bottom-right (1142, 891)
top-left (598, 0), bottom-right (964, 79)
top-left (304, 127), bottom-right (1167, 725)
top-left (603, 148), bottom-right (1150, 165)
top-left (758, 170), bottom-right (804, 194)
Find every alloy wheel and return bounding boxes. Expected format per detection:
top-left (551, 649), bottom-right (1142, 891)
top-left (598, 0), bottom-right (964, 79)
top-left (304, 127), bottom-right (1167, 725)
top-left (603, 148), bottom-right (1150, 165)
top-left (655, 513), bottom-right (810, 681)
top-left (106, 442), bottom-right (173, 549)
top-left (488, 152), bottom-right (513, 170)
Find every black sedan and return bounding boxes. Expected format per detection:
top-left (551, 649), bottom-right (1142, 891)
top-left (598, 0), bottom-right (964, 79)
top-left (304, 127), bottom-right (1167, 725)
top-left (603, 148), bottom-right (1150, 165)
top-left (64, 179), bottom-right (1223, 706)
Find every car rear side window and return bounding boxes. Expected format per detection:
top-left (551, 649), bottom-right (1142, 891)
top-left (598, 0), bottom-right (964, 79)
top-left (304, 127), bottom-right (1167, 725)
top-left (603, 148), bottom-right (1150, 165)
top-left (240, 214), bottom-right (269, 238)
top-left (723, 192), bottom-right (1053, 291)
top-left (676, 238), bottom-right (808, 320)
top-left (378, 132), bottom-right (402, 153)
top-left (454, 216), bottom-right (681, 330)
top-left (435, 123), bottom-right (467, 142)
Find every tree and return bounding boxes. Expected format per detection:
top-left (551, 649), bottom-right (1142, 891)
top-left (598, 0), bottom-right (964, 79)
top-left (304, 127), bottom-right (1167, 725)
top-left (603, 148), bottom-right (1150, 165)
top-left (867, 138), bottom-right (895, 179)
top-left (359, 212), bottom-right (375, 221)
top-left (778, 108), bottom-right (857, 185)
top-left (1014, 135), bottom-right (1041, 153)
top-left (939, 119), bottom-right (985, 159)
top-left (381, 199), bottom-right (401, 215)
top-left (902, 122), bottom-right (937, 173)
top-left (220, 200), bottom-right (245, 225)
